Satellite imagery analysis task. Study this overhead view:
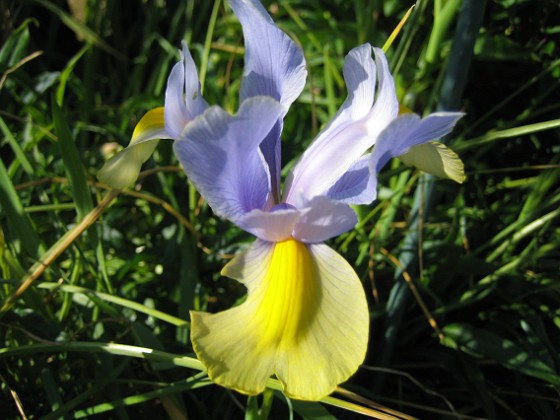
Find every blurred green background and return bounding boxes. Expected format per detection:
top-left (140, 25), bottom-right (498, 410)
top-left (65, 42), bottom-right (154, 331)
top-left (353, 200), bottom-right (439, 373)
top-left (1, 0), bottom-right (559, 418)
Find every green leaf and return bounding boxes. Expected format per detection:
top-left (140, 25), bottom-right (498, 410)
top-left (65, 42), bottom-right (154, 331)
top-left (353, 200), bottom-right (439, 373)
top-left (51, 96), bottom-right (94, 222)
top-left (0, 158), bottom-right (44, 259)
top-left (37, 282), bottom-right (188, 327)
top-left (0, 116), bottom-right (33, 176)
top-left (291, 399), bottom-right (336, 420)
top-left (474, 34), bottom-right (533, 62)
top-left (0, 19), bottom-right (34, 68)
top-left (442, 323), bottom-right (560, 386)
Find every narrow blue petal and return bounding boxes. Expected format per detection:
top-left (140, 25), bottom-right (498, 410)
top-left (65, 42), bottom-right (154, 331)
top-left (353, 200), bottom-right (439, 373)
top-left (230, 0), bottom-right (307, 200)
top-left (173, 97), bottom-right (285, 221)
top-left (164, 60), bottom-right (189, 139)
top-left (368, 112), bottom-right (464, 195)
top-left (326, 155), bottom-right (375, 205)
top-left (164, 42), bottom-right (208, 138)
top-left (292, 196), bottom-right (358, 243)
top-left (236, 208), bottom-right (300, 242)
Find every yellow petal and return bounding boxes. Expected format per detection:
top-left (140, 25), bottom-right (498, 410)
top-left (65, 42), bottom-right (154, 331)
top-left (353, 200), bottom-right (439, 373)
top-left (97, 107), bottom-right (168, 188)
top-left (191, 238), bottom-right (369, 400)
top-left (399, 141), bottom-right (466, 183)
top-left (129, 107), bottom-right (166, 146)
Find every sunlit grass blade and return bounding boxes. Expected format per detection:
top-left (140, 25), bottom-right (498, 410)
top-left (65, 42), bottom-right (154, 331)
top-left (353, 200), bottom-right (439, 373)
top-left (382, 5), bottom-right (415, 52)
top-left (458, 118), bottom-right (560, 151)
top-left (69, 376), bottom-right (210, 418)
top-left (0, 341), bottom-right (405, 418)
top-left (423, 0), bottom-right (460, 64)
top-left (37, 282), bottom-right (188, 326)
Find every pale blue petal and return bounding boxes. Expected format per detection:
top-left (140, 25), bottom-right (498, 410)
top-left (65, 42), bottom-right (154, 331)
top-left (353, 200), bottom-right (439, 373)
top-left (236, 208), bottom-right (300, 242)
top-left (284, 44), bottom-right (398, 203)
top-left (230, 0), bottom-right (307, 108)
top-left (364, 48), bottom-right (399, 138)
top-left (230, 0), bottom-right (307, 200)
top-left (292, 196), bottom-right (357, 243)
top-left (164, 42), bottom-right (208, 138)
top-left (164, 60), bottom-right (189, 138)
top-left (326, 155), bottom-right (376, 205)
top-left (173, 97), bottom-right (284, 221)
top-left (368, 112), bottom-right (464, 194)
top-left (180, 42), bottom-right (208, 119)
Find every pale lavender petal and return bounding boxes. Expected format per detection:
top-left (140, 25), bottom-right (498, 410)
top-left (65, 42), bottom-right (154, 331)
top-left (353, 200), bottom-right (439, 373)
top-left (284, 44), bottom-right (398, 203)
top-left (180, 42), bottom-right (208, 119)
top-left (230, 0), bottom-right (307, 200)
top-left (230, 0), bottom-right (307, 108)
top-left (368, 112), bottom-right (464, 194)
top-left (235, 208), bottom-right (300, 242)
top-left (326, 155), bottom-right (376, 205)
top-left (364, 48), bottom-right (399, 138)
top-left (292, 196), bottom-right (358, 243)
top-left (164, 42), bottom-right (208, 138)
top-left (173, 97), bottom-right (284, 221)
top-left (164, 60), bottom-right (189, 138)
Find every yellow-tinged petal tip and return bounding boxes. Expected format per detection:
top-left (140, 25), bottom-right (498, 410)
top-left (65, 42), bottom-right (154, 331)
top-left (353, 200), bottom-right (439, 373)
top-left (130, 107), bottom-right (165, 145)
top-left (97, 107), bottom-right (168, 189)
top-left (399, 141), bottom-right (466, 183)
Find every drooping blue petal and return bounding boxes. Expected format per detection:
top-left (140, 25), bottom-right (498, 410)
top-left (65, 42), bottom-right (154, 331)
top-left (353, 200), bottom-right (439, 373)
top-left (284, 44), bottom-right (398, 204)
top-left (368, 112), bottom-right (464, 195)
top-left (292, 196), bottom-right (358, 243)
top-left (173, 97), bottom-right (284, 221)
top-left (230, 0), bottom-right (307, 201)
top-left (164, 42), bottom-right (208, 139)
top-left (326, 155), bottom-right (376, 205)
top-left (236, 208), bottom-right (300, 242)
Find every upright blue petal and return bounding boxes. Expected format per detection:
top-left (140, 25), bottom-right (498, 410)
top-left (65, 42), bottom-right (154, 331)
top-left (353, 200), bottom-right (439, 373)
top-left (164, 42), bottom-right (208, 139)
top-left (173, 97), bottom-right (284, 221)
top-left (230, 0), bottom-right (307, 201)
top-left (284, 44), bottom-right (398, 205)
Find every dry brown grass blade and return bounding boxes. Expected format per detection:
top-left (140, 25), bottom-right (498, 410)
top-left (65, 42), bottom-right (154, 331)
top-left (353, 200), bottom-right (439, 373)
top-left (0, 189), bottom-right (120, 314)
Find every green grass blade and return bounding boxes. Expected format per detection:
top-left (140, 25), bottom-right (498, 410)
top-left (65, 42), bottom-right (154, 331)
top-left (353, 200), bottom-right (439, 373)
top-left (458, 118), bottom-right (560, 151)
top-left (71, 377), bottom-right (210, 418)
top-left (0, 158), bottom-right (43, 260)
top-left (443, 323), bottom-right (560, 386)
top-left (52, 97), bottom-right (94, 222)
top-left (56, 45), bottom-right (89, 106)
top-left (0, 116), bottom-right (33, 175)
top-left (37, 282), bottom-right (188, 327)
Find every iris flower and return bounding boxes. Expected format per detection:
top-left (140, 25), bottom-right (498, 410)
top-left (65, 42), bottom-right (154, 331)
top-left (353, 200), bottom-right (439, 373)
top-left (99, 0), bottom-right (464, 401)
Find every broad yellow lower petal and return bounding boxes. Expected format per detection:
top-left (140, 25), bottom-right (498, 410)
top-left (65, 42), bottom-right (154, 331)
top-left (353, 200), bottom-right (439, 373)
top-left (191, 238), bottom-right (369, 400)
top-left (399, 141), bottom-right (466, 183)
top-left (97, 107), bottom-right (168, 188)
